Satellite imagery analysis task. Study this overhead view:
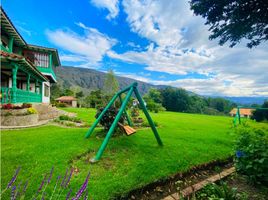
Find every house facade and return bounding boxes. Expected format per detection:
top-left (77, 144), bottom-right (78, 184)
top-left (230, 108), bottom-right (255, 118)
top-left (1, 7), bottom-right (60, 104)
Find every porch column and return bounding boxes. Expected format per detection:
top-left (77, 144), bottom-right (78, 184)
top-left (35, 80), bottom-right (38, 93)
top-left (39, 81), bottom-right (43, 102)
top-left (8, 36), bottom-right (14, 53)
top-left (11, 64), bottom-right (18, 103)
top-left (27, 74), bottom-right (31, 91)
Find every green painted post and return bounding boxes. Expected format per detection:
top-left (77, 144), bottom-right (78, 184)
top-left (49, 54), bottom-right (53, 68)
top-left (8, 37), bottom-right (14, 53)
top-left (26, 74), bottom-right (31, 91)
top-left (35, 80), bottom-right (38, 93)
top-left (11, 65), bottom-right (18, 103)
top-left (134, 87), bottom-right (163, 146)
top-left (238, 107), bottom-right (241, 124)
top-left (91, 87), bottom-right (134, 162)
top-left (39, 81), bottom-right (43, 102)
top-left (119, 94), bottom-right (132, 126)
top-left (85, 93), bottom-right (119, 138)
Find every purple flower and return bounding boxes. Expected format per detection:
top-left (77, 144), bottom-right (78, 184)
top-left (72, 171), bottom-right (90, 200)
top-left (65, 168), bottom-right (74, 188)
top-left (236, 150), bottom-right (245, 158)
top-left (61, 169), bottom-right (69, 187)
top-left (66, 188), bottom-right (72, 200)
top-left (38, 174), bottom-right (48, 191)
top-left (7, 166), bottom-right (21, 189)
top-left (47, 166), bottom-right (54, 183)
top-left (11, 185), bottom-right (16, 200)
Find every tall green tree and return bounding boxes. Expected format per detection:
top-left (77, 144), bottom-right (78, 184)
top-left (103, 70), bottom-right (119, 97)
top-left (160, 87), bottom-right (191, 112)
top-left (190, 0), bottom-right (268, 48)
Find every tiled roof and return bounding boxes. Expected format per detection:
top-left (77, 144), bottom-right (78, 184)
top-left (56, 96), bottom-right (77, 101)
top-left (230, 108), bottom-right (255, 115)
top-left (1, 50), bottom-right (48, 81)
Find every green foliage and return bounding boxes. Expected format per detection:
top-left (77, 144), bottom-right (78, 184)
top-left (59, 115), bottom-right (82, 123)
top-left (143, 88), bottom-right (165, 113)
top-left (103, 70), bottom-right (119, 97)
top-left (56, 102), bottom-right (67, 107)
top-left (234, 124), bottom-right (268, 184)
top-left (95, 107), bottom-right (124, 132)
top-left (196, 182), bottom-right (248, 200)
top-left (130, 107), bottom-right (140, 117)
top-left (251, 101), bottom-right (268, 122)
top-left (83, 90), bottom-right (104, 108)
top-left (190, 0), bottom-right (268, 48)
top-left (22, 103), bottom-right (32, 108)
top-left (161, 87), bottom-right (191, 112)
top-left (27, 107), bottom-right (37, 114)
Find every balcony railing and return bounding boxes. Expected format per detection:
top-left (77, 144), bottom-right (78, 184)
top-left (1, 87), bottom-right (42, 104)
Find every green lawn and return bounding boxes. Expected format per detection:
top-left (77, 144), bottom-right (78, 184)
top-left (1, 108), bottom-right (268, 199)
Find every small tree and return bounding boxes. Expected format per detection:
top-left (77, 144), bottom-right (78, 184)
top-left (103, 70), bottom-right (119, 97)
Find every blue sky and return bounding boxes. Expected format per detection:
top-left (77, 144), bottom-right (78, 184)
top-left (2, 0), bottom-right (268, 96)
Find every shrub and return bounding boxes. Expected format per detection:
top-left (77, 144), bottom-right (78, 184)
top-left (22, 103), bottom-right (32, 108)
top-left (234, 124), bottom-right (268, 184)
top-left (27, 107), bottom-right (37, 114)
top-left (130, 107), bottom-right (140, 117)
top-left (196, 182), bottom-right (247, 200)
top-left (56, 102), bottom-right (67, 107)
top-left (59, 115), bottom-right (82, 123)
top-left (2, 103), bottom-right (13, 109)
top-left (95, 107), bottom-right (124, 131)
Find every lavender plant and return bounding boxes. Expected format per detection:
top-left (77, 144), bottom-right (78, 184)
top-left (2, 167), bottom-right (91, 200)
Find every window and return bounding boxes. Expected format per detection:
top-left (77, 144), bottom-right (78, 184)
top-left (23, 51), bottom-right (49, 68)
top-left (44, 84), bottom-right (50, 97)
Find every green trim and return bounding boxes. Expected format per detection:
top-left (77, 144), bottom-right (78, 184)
top-left (1, 44), bottom-right (9, 52)
top-left (37, 66), bottom-right (57, 82)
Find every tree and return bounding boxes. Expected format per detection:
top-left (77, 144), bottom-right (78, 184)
top-left (160, 87), bottom-right (191, 112)
top-left (103, 70), bottom-right (119, 97)
top-left (190, 0), bottom-right (268, 48)
top-left (251, 101), bottom-right (268, 122)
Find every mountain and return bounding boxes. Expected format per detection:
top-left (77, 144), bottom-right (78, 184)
top-left (223, 97), bottom-right (268, 106)
top-left (55, 66), bottom-right (165, 95)
top-left (55, 66), bottom-right (267, 105)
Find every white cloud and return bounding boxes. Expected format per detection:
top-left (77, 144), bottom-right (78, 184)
top-left (106, 0), bottom-right (268, 96)
top-left (91, 0), bottom-right (119, 20)
top-left (46, 23), bottom-right (117, 66)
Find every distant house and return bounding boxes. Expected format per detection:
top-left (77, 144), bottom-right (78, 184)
top-left (1, 7), bottom-right (61, 104)
top-left (230, 108), bottom-right (255, 118)
top-left (56, 96), bottom-right (77, 107)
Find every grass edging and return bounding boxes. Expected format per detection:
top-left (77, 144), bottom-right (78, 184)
top-left (116, 156), bottom-right (233, 199)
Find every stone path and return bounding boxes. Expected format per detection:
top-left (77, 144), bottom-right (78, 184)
top-left (0, 119), bottom-right (49, 130)
top-left (162, 167), bottom-right (235, 200)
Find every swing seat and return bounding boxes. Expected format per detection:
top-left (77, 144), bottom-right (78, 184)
top-left (118, 123), bottom-right (136, 136)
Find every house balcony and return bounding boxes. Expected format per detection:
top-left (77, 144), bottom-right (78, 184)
top-left (1, 87), bottom-right (42, 104)
top-left (37, 66), bottom-right (57, 83)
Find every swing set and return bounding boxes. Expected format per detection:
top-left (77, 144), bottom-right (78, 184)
top-left (233, 106), bottom-right (268, 126)
top-left (85, 82), bottom-right (163, 163)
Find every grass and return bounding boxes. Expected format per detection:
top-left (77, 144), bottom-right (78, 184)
top-left (1, 108), bottom-right (268, 199)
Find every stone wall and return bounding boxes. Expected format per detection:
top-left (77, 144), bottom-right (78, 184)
top-left (1, 114), bottom-right (38, 126)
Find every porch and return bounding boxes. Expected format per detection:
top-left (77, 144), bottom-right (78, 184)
top-left (1, 51), bottom-right (48, 104)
